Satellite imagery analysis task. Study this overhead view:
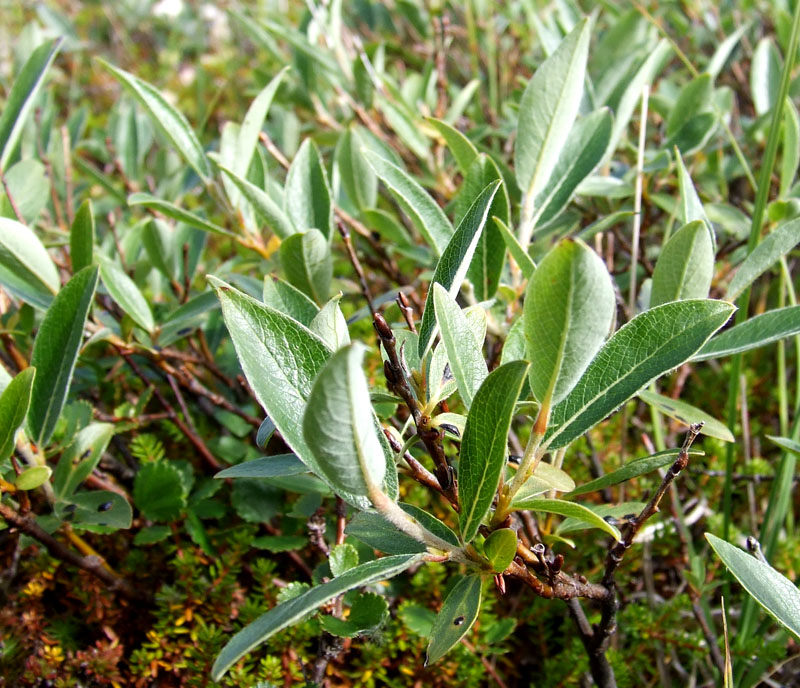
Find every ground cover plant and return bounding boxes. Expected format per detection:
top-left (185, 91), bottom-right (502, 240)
top-left (2, 1), bottom-right (800, 686)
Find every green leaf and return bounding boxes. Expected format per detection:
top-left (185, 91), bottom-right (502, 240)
top-left (1, 159), bottom-right (48, 224)
top-left (364, 149), bottom-right (453, 255)
top-left (494, 217), bottom-right (535, 279)
top-left (133, 461), bottom-right (187, 522)
top-left (330, 543), bottom-right (360, 577)
top-left (666, 74), bottom-right (714, 139)
top-left (512, 498), bottom-right (621, 540)
top-left (459, 361), bottom-right (529, 543)
top-left (284, 139), bottom-right (333, 239)
top-left (781, 102), bottom-right (800, 197)
top-left (532, 108), bottom-right (613, 228)
top-left (214, 454), bottom-right (306, 479)
top-left (262, 274), bottom-right (319, 325)
top-left (234, 67), bottom-right (289, 178)
top-left (675, 149), bottom-right (715, 251)
top-left (650, 220), bottom-right (715, 307)
top-left (28, 266), bottom-right (99, 447)
top-left (15, 465), bottom-right (51, 491)
top-left (128, 192), bottom-right (234, 238)
top-left (212, 554), bottom-right (421, 681)
top-left (512, 462), bottom-right (577, 502)
top-left (706, 533), bottom-right (800, 640)
top-left (426, 575), bottom-right (482, 665)
top-left (637, 389), bottom-right (733, 442)
top-left (751, 38), bottom-right (782, 116)
top-left (557, 502), bottom-right (646, 535)
top-left (399, 503), bottom-right (460, 548)
top-left (692, 306), bottom-right (800, 361)
top-left (524, 239), bottom-right (615, 408)
top-left (664, 113), bottom-right (717, 155)
top-left (0, 217), bottom-right (60, 310)
top-left (320, 592), bottom-right (389, 637)
top-left (484, 528), bottom-right (517, 572)
top-left (417, 181), bottom-right (502, 357)
top-left (279, 229), bottom-right (332, 305)
top-left (432, 284), bottom-right (487, 409)
top-left (515, 19), bottom-right (590, 204)
top-left (606, 41), bottom-right (672, 160)
top-left (309, 294), bottom-right (350, 350)
top-left (345, 510), bottom-right (427, 554)
top-left (460, 155), bottom-right (509, 301)
top-left (0, 367), bottom-right (35, 462)
top-left (565, 449), bottom-right (701, 497)
top-left (0, 37), bottom-right (62, 170)
top-left (335, 126), bottom-right (378, 212)
top-left (52, 423), bottom-right (115, 500)
top-left (725, 218), bottom-right (800, 301)
top-left (707, 23), bottom-right (749, 81)
top-left (99, 260), bottom-right (154, 333)
top-left (210, 278), bottom-right (376, 505)
top-left (217, 165), bottom-right (295, 239)
top-left (768, 435), bottom-right (800, 455)
top-left (60, 490), bottom-right (132, 530)
top-left (545, 300), bottom-right (735, 450)
top-left (302, 343), bottom-right (386, 497)
top-left (69, 200), bottom-right (95, 273)
top-left (97, 59), bottom-right (212, 181)
top-left (425, 117), bottom-right (478, 174)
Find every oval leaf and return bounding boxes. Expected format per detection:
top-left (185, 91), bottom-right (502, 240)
top-left (545, 300), bottom-right (735, 450)
top-left (417, 180), bottom-right (502, 357)
top-left (511, 498), bottom-right (621, 540)
top-left (0, 367), bottom-right (35, 462)
top-left (566, 449), bottom-right (703, 497)
top-left (15, 465), bottom-right (51, 491)
top-left (426, 575), bottom-right (482, 665)
top-left (97, 59), bottom-right (212, 181)
top-left (459, 361), bottom-right (529, 543)
top-left (637, 389), bottom-right (733, 442)
top-left (284, 139), bottom-right (333, 239)
top-left (302, 343), bottom-right (386, 497)
top-left (70, 200), bottom-right (95, 273)
top-left (128, 192), bottom-right (234, 238)
top-left (516, 19), bottom-right (590, 206)
top-left (725, 217), bottom-right (800, 301)
top-left (0, 37), bottom-right (62, 170)
top-left (432, 283), bottom-right (487, 410)
top-left (212, 554), bottom-right (421, 681)
top-left (99, 260), bottom-right (154, 333)
top-left (28, 266), bottom-right (99, 447)
top-left (214, 454), bottom-right (307, 479)
top-left (208, 278), bottom-right (377, 505)
top-left (706, 533), bottom-right (800, 641)
top-left (0, 217), bottom-right (60, 310)
top-left (279, 229), bottom-right (332, 306)
top-left (364, 149), bottom-right (453, 255)
top-left (532, 107), bottom-right (613, 228)
top-left (692, 306), bottom-right (800, 361)
top-left (525, 239), bottom-right (615, 409)
top-left (650, 220), bottom-right (714, 307)
top-left (484, 528), bottom-right (517, 573)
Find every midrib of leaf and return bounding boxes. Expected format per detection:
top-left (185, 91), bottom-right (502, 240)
top-left (544, 310), bottom-right (728, 449)
top-left (544, 267), bottom-right (575, 412)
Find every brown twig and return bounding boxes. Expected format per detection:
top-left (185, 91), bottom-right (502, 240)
top-left (383, 427), bottom-right (455, 507)
top-left (0, 500), bottom-right (139, 600)
top-left (0, 168), bottom-right (25, 224)
top-left (374, 313), bottom-right (458, 505)
top-left (337, 221), bottom-right (375, 314)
